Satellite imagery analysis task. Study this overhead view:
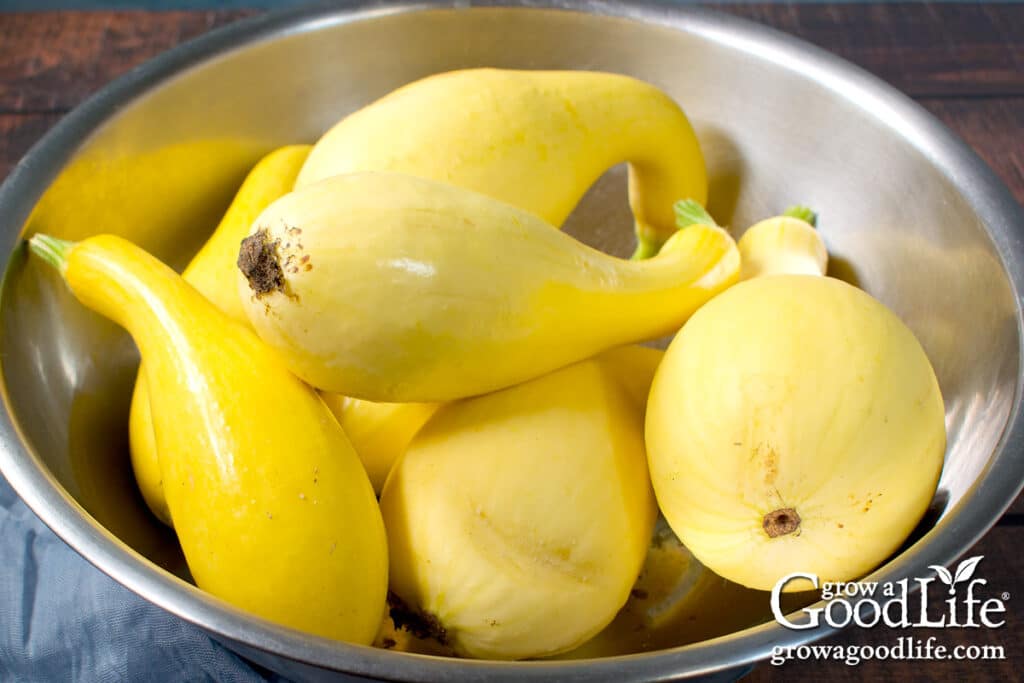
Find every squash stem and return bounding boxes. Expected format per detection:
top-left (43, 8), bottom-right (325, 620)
top-left (630, 199), bottom-right (720, 260)
top-left (630, 237), bottom-right (661, 261)
top-left (783, 205), bottom-right (818, 227)
top-left (28, 234), bottom-right (74, 275)
top-left (674, 199), bottom-right (718, 230)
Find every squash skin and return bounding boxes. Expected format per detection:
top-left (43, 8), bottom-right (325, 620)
top-left (297, 68), bottom-right (707, 257)
top-left (318, 395), bottom-right (439, 494)
top-left (39, 233), bottom-right (388, 645)
top-left (129, 145), bottom-right (311, 526)
top-left (379, 356), bottom-right (658, 660)
top-left (646, 275), bottom-right (945, 591)
top-left (237, 171), bottom-right (738, 402)
top-left (129, 146), bottom-right (438, 512)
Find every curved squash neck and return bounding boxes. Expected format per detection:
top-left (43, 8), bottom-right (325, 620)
top-left (563, 225), bottom-right (740, 342)
top-left (602, 225), bottom-right (739, 294)
top-left (62, 235), bottom-right (236, 371)
top-left (552, 75), bottom-right (706, 249)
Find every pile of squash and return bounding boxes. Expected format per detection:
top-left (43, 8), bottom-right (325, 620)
top-left (29, 69), bottom-right (945, 659)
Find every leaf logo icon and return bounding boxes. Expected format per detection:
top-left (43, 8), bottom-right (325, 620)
top-left (930, 564), bottom-right (954, 592)
top-left (929, 555), bottom-right (983, 595)
top-left (953, 555), bottom-right (984, 584)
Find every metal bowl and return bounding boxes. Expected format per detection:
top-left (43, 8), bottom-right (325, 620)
top-left (1, 1), bottom-right (1022, 680)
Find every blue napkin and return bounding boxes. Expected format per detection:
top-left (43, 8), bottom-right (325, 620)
top-left (0, 473), bottom-right (275, 682)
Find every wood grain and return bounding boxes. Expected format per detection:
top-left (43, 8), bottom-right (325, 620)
top-left (745, 525), bottom-right (1024, 681)
top-left (718, 3), bottom-right (1024, 97)
top-left (1004, 497), bottom-right (1024, 517)
top-left (0, 4), bottom-right (1022, 114)
top-left (921, 97), bottom-right (1024, 207)
top-left (0, 10), bottom-right (253, 112)
top-left (0, 113), bottom-right (63, 180)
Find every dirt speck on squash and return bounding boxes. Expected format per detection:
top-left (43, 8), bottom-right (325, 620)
top-left (388, 591), bottom-right (449, 645)
top-left (238, 229), bottom-right (285, 297)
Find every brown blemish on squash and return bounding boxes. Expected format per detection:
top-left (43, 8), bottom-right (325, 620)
top-left (238, 229), bottom-right (285, 297)
top-left (762, 446), bottom-right (779, 486)
top-left (752, 443), bottom-right (780, 487)
top-left (388, 591), bottom-right (449, 645)
top-left (763, 507), bottom-right (800, 538)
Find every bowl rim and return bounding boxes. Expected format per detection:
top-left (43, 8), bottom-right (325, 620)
top-left (2, 0), bottom-right (1024, 679)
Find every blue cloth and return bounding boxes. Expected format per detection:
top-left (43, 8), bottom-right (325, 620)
top-left (0, 473), bottom-right (276, 682)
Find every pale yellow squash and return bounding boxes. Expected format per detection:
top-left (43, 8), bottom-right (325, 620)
top-left (297, 68), bottom-right (707, 257)
top-left (675, 200), bottom-right (828, 281)
top-left (323, 345), bottom-right (661, 501)
top-left (379, 357), bottom-right (658, 659)
top-left (646, 275), bottom-right (945, 591)
top-left (599, 344), bottom-right (666, 409)
top-left (31, 234), bottom-right (388, 644)
top-left (129, 145), bottom-right (434, 514)
top-left (237, 171), bottom-right (739, 402)
top-left (737, 206), bottom-right (827, 279)
top-left (552, 519), bottom-right (815, 657)
top-left (318, 396), bottom-right (439, 494)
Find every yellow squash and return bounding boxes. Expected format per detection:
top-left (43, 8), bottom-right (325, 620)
top-left (31, 233), bottom-right (388, 644)
top-left (645, 274), bottom-right (946, 591)
top-left (597, 344), bottom-right (665, 408)
top-left (325, 346), bottom-right (659, 507)
top-left (130, 145), bottom-right (433, 513)
top-left (236, 171), bottom-right (739, 402)
top-left (297, 68), bottom-right (707, 258)
top-left (379, 355), bottom-right (658, 659)
top-left (130, 145), bottom-right (311, 525)
top-left (675, 200), bottom-right (828, 281)
top-left (736, 205), bottom-right (827, 279)
top-left (555, 345), bottom-right (815, 657)
top-left (318, 396), bottom-right (439, 494)
top-left (552, 520), bottom-right (812, 657)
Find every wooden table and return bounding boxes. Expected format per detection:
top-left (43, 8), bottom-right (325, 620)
top-left (1, 5), bottom-right (1021, 681)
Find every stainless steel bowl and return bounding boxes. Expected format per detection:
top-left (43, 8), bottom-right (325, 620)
top-left (1, 1), bottom-right (1023, 680)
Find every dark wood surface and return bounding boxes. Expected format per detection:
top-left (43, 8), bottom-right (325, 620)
top-left (1, 5), bottom-right (1021, 680)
